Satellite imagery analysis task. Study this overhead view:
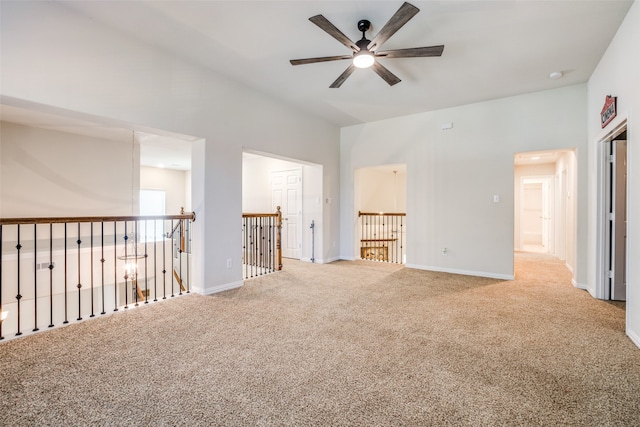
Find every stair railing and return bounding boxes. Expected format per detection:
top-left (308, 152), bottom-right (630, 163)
top-left (242, 207), bottom-right (282, 279)
top-left (0, 211), bottom-right (195, 340)
top-left (358, 211), bottom-right (406, 264)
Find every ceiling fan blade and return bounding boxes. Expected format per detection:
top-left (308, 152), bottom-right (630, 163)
top-left (368, 2), bottom-right (419, 51)
top-left (371, 62), bottom-right (401, 86)
top-left (376, 45), bottom-right (444, 59)
top-left (309, 15), bottom-right (359, 52)
top-left (330, 64), bottom-right (356, 88)
top-left (290, 55), bottom-right (352, 66)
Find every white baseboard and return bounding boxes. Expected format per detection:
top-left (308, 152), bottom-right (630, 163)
top-left (299, 256), bottom-right (339, 264)
top-left (339, 256), bottom-right (356, 261)
top-left (572, 278), bottom-right (588, 291)
top-left (405, 264), bottom-right (514, 281)
top-left (197, 280), bottom-right (243, 295)
top-left (627, 327), bottom-right (640, 350)
top-left (318, 256), bottom-right (341, 264)
top-left (565, 262), bottom-right (574, 274)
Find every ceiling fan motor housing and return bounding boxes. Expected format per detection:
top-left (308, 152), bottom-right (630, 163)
top-left (357, 19), bottom-right (371, 33)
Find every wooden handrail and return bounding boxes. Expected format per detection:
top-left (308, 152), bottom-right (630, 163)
top-left (358, 211), bottom-right (406, 217)
top-left (0, 212), bottom-right (196, 226)
top-left (243, 206), bottom-right (281, 219)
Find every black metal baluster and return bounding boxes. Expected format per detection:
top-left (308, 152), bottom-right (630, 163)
top-left (243, 219), bottom-right (248, 279)
top-left (144, 220), bottom-right (149, 304)
top-left (49, 224), bottom-right (54, 328)
top-left (400, 216), bottom-right (404, 264)
top-left (153, 220), bottom-right (158, 302)
top-left (101, 222), bottom-right (106, 315)
top-left (90, 222), bottom-right (95, 318)
top-left (33, 224), bottom-right (39, 332)
top-left (394, 216), bottom-right (398, 263)
top-left (253, 218), bottom-right (257, 278)
top-left (170, 220), bottom-right (175, 297)
top-left (268, 218), bottom-right (273, 273)
top-left (162, 220), bottom-right (167, 300)
top-left (16, 224), bottom-right (23, 336)
top-left (113, 222), bottom-right (118, 312)
top-left (259, 217), bottom-right (264, 276)
top-left (178, 220), bottom-right (183, 296)
top-left (186, 219), bottom-right (190, 293)
top-left (134, 220), bottom-right (139, 306)
top-left (77, 223), bottom-right (82, 320)
top-left (63, 223), bottom-right (68, 324)
top-left (124, 222), bottom-right (129, 309)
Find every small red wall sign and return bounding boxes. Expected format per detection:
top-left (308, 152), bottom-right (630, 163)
top-left (601, 95), bottom-right (617, 128)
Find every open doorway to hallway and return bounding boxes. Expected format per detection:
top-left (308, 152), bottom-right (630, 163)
top-left (353, 164), bottom-right (407, 264)
top-left (514, 150), bottom-right (577, 271)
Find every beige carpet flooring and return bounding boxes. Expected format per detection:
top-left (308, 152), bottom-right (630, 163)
top-left (1, 252), bottom-right (639, 426)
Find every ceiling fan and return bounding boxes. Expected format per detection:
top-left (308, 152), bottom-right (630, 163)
top-left (290, 2), bottom-right (444, 88)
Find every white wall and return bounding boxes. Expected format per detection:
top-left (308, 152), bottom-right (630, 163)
top-left (341, 85), bottom-right (587, 280)
top-left (1, 121), bottom-right (139, 217)
top-left (0, 1), bottom-right (340, 294)
top-left (140, 166), bottom-right (188, 215)
top-left (587, 1), bottom-right (640, 347)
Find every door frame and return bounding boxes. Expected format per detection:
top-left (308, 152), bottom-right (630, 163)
top-left (596, 120), bottom-right (628, 300)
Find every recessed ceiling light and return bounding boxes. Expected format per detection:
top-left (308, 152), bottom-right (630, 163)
top-left (549, 71), bottom-right (563, 79)
top-left (531, 156), bottom-right (540, 160)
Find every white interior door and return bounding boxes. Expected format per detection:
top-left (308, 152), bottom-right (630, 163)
top-left (271, 169), bottom-right (302, 259)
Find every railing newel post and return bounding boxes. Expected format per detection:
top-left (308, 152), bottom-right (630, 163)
top-left (276, 206), bottom-right (282, 271)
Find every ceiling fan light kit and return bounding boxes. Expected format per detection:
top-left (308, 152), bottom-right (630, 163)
top-left (289, 2), bottom-right (444, 88)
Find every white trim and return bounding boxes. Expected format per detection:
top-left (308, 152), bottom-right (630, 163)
top-left (405, 264), bottom-right (514, 281)
top-left (627, 327), bottom-right (640, 350)
top-left (317, 256), bottom-right (342, 264)
top-left (595, 118), bottom-right (628, 301)
top-left (572, 278), bottom-right (588, 291)
top-left (565, 261), bottom-right (574, 274)
top-left (339, 256), bottom-right (357, 261)
top-left (197, 280), bottom-right (243, 295)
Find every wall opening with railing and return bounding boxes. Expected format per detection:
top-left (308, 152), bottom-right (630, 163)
top-left (0, 212), bottom-right (195, 340)
top-left (358, 211), bottom-right (406, 264)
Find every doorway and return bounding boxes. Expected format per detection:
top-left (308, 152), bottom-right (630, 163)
top-left (242, 151), bottom-right (323, 263)
top-left (353, 164), bottom-right (407, 263)
top-left (601, 128), bottom-right (628, 301)
top-left (514, 150), bottom-right (577, 267)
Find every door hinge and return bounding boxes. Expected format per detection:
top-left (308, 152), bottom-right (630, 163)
top-left (608, 212), bottom-right (615, 221)
top-left (608, 270), bottom-right (614, 279)
top-left (609, 154), bottom-right (615, 163)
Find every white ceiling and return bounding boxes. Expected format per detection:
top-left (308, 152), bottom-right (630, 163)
top-left (1, 0), bottom-right (634, 169)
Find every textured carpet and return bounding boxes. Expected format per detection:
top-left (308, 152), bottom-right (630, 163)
top-left (1, 253), bottom-right (639, 426)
